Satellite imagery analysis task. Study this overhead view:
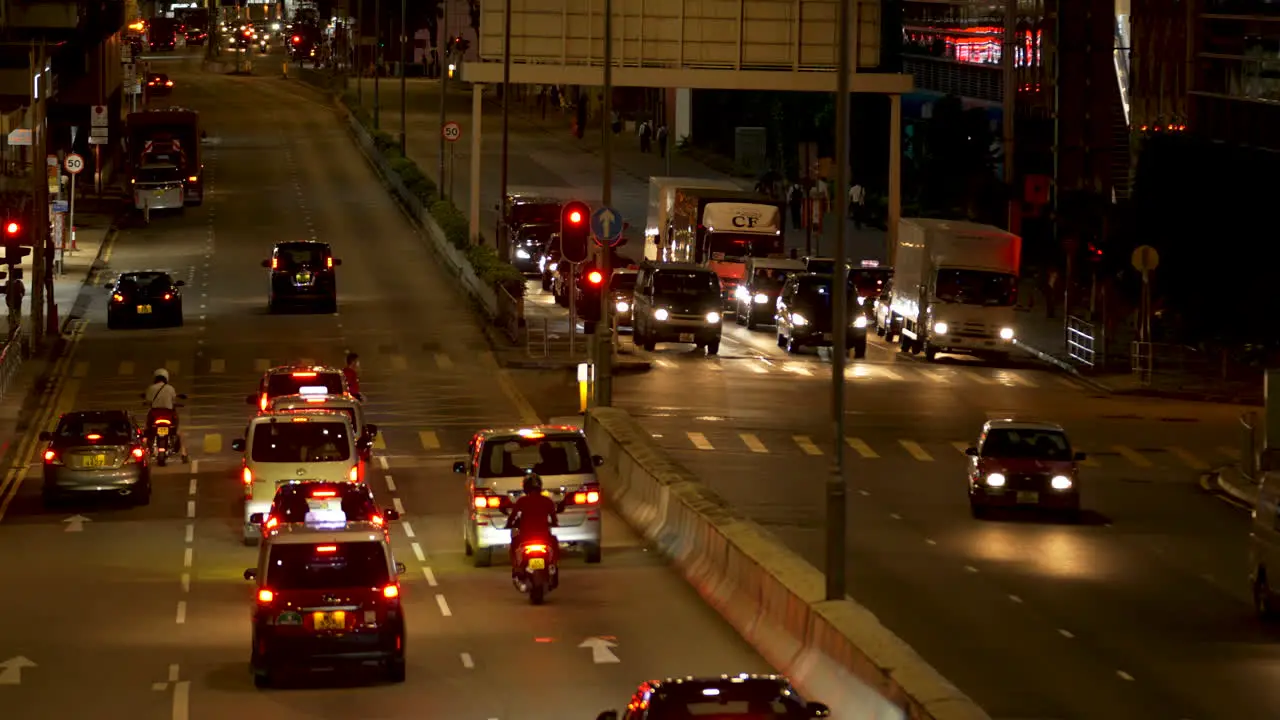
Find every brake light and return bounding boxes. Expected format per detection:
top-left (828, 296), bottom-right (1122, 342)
top-left (187, 176), bottom-right (197, 183)
top-left (154, 418), bottom-right (171, 425)
top-left (43, 449), bottom-right (58, 463)
top-left (165, 80), bottom-right (174, 87)
top-left (86, 434), bottom-right (101, 441)
top-left (264, 516), bottom-right (278, 530)
top-left (111, 293), bottom-right (124, 303)
top-left (315, 545), bottom-right (337, 553)
top-left (291, 417), bottom-right (309, 423)
top-left (259, 394), bottom-right (268, 411)
top-left (131, 447), bottom-right (145, 460)
top-left (523, 543), bottom-right (548, 554)
top-left (305, 396), bottom-right (325, 403)
top-left (257, 589), bottom-right (274, 603)
top-left (271, 258), bottom-right (278, 270)
top-left (326, 257), bottom-right (333, 269)
top-left (382, 584), bottom-right (399, 599)
top-left (473, 492), bottom-right (502, 509)
top-left (292, 372), bottom-right (318, 378)
top-left (348, 466), bottom-right (359, 482)
top-left (242, 466), bottom-right (253, 485)
top-left (573, 489), bottom-right (601, 504)
top-left (312, 490), bottom-right (337, 497)
top-left (163, 293), bottom-right (172, 301)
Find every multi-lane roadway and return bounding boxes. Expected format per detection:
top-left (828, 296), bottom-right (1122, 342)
top-left (0, 55), bottom-right (775, 719)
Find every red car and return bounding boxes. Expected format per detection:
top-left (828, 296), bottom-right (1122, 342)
top-left (964, 419), bottom-right (1084, 520)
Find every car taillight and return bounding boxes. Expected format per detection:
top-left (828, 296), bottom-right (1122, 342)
top-left (131, 447), bottom-right (145, 461)
top-left (523, 543), bottom-right (548, 554)
top-left (271, 258), bottom-right (278, 270)
top-left (326, 257), bottom-right (333, 269)
top-left (163, 293), bottom-right (172, 301)
top-left (154, 418), bottom-right (171, 425)
top-left (165, 80), bottom-right (174, 87)
top-left (371, 514), bottom-right (384, 527)
top-left (312, 490), bottom-right (336, 497)
top-left (259, 394), bottom-right (268, 411)
top-left (111, 293), bottom-right (124, 303)
top-left (242, 466), bottom-right (253, 485)
top-left (257, 589), bottom-right (274, 604)
top-left (572, 486), bottom-right (602, 505)
top-left (264, 516), bottom-right (278, 530)
top-left (472, 491), bottom-right (502, 509)
top-left (382, 584), bottom-right (399, 599)
top-left (348, 466), bottom-right (359, 482)
top-left (44, 449), bottom-right (60, 464)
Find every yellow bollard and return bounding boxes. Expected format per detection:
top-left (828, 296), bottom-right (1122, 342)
top-left (577, 362), bottom-right (593, 413)
top-left (282, 62), bottom-right (288, 79)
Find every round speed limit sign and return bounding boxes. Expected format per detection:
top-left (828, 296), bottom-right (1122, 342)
top-left (64, 153), bottom-right (85, 175)
top-left (442, 121), bottom-right (462, 143)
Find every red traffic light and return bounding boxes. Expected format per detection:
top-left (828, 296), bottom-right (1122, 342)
top-left (587, 270), bottom-right (604, 285)
top-left (568, 210), bottom-right (583, 224)
top-left (5, 222), bottom-right (19, 236)
top-left (292, 35), bottom-right (301, 44)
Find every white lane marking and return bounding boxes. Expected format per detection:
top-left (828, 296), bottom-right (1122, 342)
top-left (385, 475), bottom-right (397, 493)
top-left (181, 573), bottom-right (190, 593)
top-left (411, 542), bottom-right (426, 562)
top-left (378, 456), bottom-right (389, 470)
top-left (186, 501), bottom-right (195, 518)
top-left (917, 368), bottom-right (949, 383)
top-left (393, 498), bottom-right (406, 515)
top-left (999, 371), bottom-right (1038, 387)
top-left (184, 524), bottom-right (194, 543)
top-left (654, 358), bottom-right (676, 368)
top-left (889, 513), bottom-right (902, 520)
top-left (175, 601), bottom-right (187, 624)
top-left (899, 440), bottom-right (934, 461)
top-left (183, 548), bottom-right (193, 568)
top-left (168, 664), bottom-right (179, 682)
top-left (1117, 670), bottom-right (1134, 681)
top-left (964, 565), bottom-right (979, 573)
top-left (1009, 594), bottom-right (1023, 603)
top-left (857, 489), bottom-right (871, 496)
top-left (423, 567), bottom-right (438, 586)
top-left (188, 478), bottom-right (197, 496)
top-left (962, 371), bottom-right (996, 385)
top-left (1058, 629), bottom-right (1075, 638)
top-left (401, 521), bottom-right (415, 538)
top-left (173, 680), bottom-right (191, 720)
top-left (925, 538), bottom-right (937, 545)
top-left (460, 652), bottom-right (475, 669)
top-left (435, 594), bottom-right (452, 617)
top-left (740, 433), bottom-right (768, 453)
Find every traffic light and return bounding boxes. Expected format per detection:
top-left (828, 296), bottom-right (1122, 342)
top-left (2, 218), bottom-right (27, 246)
top-left (3, 245), bottom-right (30, 264)
top-left (560, 201), bottom-right (590, 263)
top-left (291, 35), bottom-right (301, 44)
top-left (585, 269), bottom-right (604, 286)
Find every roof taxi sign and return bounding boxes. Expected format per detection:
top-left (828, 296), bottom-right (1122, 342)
top-left (298, 386), bottom-right (329, 395)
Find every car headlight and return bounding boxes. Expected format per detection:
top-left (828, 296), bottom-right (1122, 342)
top-left (547, 262), bottom-right (558, 272)
top-left (515, 249), bottom-right (530, 259)
top-left (654, 308), bottom-right (669, 321)
top-left (1051, 475), bottom-right (1072, 490)
top-left (933, 322), bottom-right (948, 334)
top-left (1000, 327), bottom-right (1015, 340)
top-left (985, 473), bottom-right (1006, 487)
top-left (734, 286), bottom-right (749, 301)
top-left (706, 311), bottom-right (721, 324)
top-left (791, 313), bottom-right (808, 326)
top-left (615, 300), bottom-right (629, 313)
top-left (856, 295), bottom-right (866, 306)
top-left (753, 293), bottom-right (769, 304)
top-left (853, 315), bottom-right (868, 328)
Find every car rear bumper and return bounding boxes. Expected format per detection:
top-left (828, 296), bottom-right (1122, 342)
top-left (790, 327), bottom-right (868, 348)
top-left (44, 466), bottom-right (145, 492)
top-left (256, 628), bottom-right (403, 666)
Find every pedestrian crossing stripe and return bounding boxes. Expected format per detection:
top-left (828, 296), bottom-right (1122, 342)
top-left (740, 433), bottom-right (768, 453)
top-left (390, 354), bottom-right (408, 371)
top-left (1112, 445), bottom-right (1152, 468)
top-left (687, 432), bottom-right (714, 450)
top-left (77, 354), bottom-right (472, 377)
top-left (119, 360), bottom-right (135, 376)
top-left (794, 435), bottom-right (821, 455)
top-left (845, 437), bottom-right (878, 459)
top-left (209, 359), bottom-right (225, 373)
top-left (419, 431), bottom-right (440, 450)
top-left (1165, 446), bottom-right (1208, 470)
top-left (899, 440), bottom-right (934, 462)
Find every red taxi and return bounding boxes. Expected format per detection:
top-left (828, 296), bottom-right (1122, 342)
top-left (964, 419), bottom-right (1084, 520)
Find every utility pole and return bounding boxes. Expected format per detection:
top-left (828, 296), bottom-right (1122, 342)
top-left (437, 2), bottom-right (449, 199)
top-left (1002, 0), bottom-right (1018, 233)
top-left (30, 42), bottom-right (48, 350)
top-left (825, 0), bottom-right (852, 603)
top-left (373, 0), bottom-right (382, 129)
top-left (497, 0), bottom-right (513, 257)
top-left (394, 0), bottom-right (404, 152)
top-left (357, 0), bottom-right (364, 104)
top-left (594, 0), bottom-right (615, 406)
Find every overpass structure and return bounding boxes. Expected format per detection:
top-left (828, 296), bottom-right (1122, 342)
top-left (458, 0), bottom-right (913, 246)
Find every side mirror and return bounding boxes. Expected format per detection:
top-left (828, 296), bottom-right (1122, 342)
top-left (806, 701), bottom-right (831, 717)
top-left (964, 446), bottom-right (978, 457)
top-left (1074, 451), bottom-right (1087, 461)
top-left (38, 431), bottom-right (52, 441)
top-left (243, 568), bottom-right (256, 580)
top-left (231, 439), bottom-right (245, 452)
top-left (175, 280), bottom-right (185, 287)
top-left (246, 394), bottom-right (258, 405)
top-left (384, 509), bottom-right (400, 521)
top-left (248, 513), bottom-right (264, 524)
top-left (261, 259), bottom-right (271, 268)
top-left (333, 258), bottom-right (343, 266)
top-left (453, 461), bottom-right (466, 474)
top-left (395, 562), bottom-right (407, 574)
top-left (592, 454), bottom-right (604, 467)
top-left (595, 713), bottom-right (619, 720)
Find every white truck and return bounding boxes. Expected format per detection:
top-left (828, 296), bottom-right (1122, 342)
top-left (644, 176), bottom-right (740, 262)
top-left (884, 218), bottom-right (1022, 362)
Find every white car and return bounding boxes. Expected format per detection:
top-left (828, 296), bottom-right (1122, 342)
top-left (455, 426), bottom-right (605, 567)
top-left (266, 393), bottom-right (377, 464)
top-left (232, 408), bottom-right (371, 545)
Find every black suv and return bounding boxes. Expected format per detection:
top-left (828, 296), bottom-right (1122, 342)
top-left (264, 241), bottom-right (342, 313)
top-left (631, 263), bottom-right (724, 355)
top-left (775, 272), bottom-right (868, 358)
top-left (107, 271), bottom-right (185, 329)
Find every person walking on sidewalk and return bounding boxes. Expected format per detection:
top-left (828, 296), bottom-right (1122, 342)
top-left (5, 276), bottom-right (23, 340)
top-left (848, 181), bottom-right (866, 229)
top-left (638, 120), bottom-right (652, 153)
top-left (656, 124), bottom-right (668, 157)
top-left (788, 181), bottom-right (805, 231)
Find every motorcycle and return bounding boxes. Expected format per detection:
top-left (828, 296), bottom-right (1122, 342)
top-left (140, 393), bottom-right (188, 466)
top-left (512, 537), bottom-right (558, 605)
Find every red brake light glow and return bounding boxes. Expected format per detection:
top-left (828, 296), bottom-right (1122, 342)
top-left (259, 394), bottom-right (268, 411)
top-left (271, 258), bottom-right (278, 270)
top-left (292, 372), bottom-right (318, 378)
top-left (382, 584), bottom-right (399, 599)
top-left (315, 545), bottom-right (337, 553)
top-left (326, 257), bottom-right (333, 269)
top-left (311, 490), bottom-right (337, 497)
top-left (573, 490), bottom-right (601, 504)
top-left (264, 516), bottom-right (279, 529)
top-left (242, 466), bottom-right (253, 485)
top-left (348, 466), bottom-right (359, 482)
top-left (523, 544), bottom-right (548, 554)
top-left (587, 271), bottom-right (604, 284)
top-left (154, 418), bottom-right (171, 425)
top-left (86, 434), bottom-right (101, 441)
top-left (163, 293), bottom-right (172, 301)
top-left (43, 449), bottom-right (56, 462)
top-left (131, 447), bottom-right (145, 460)
top-left (371, 514), bottom-right (384, 526)
top-left (257, 589), bottom-right (274, 603)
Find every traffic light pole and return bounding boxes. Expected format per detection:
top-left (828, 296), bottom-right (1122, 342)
top-left (594, 0), bottom-right (615, 407)
top-left (30, 41), bottom-right (48, 351)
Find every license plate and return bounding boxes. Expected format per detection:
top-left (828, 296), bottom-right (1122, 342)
top-left (312, 610), bottom-right (345, 630)
top-left (156, 427), bottom-right (169, 436)
top-left (296, 272), bottom-right (312, 283)
top-left (1016, 491), bottom-right (1039, 504)
top-left (82, 454), bottom-right (106, 468)
top-left (527, 558), bottom-right (546, 570)
top-left (137, 305), bottom-right (152, 314)
top-left (153, 191), bottom-right (165, 198)
top-left (679, 333), bottom-right (695, 342)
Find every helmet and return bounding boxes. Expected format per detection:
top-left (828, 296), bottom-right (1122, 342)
top-left (522, 472), bottom-right (543, 496)
top-left (153, 368), bottom-right (170, 383)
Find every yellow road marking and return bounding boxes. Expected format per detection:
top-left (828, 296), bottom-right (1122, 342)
top-left (951, 441), bottom-right (970, 455)
top-left (1167, 446), bottom-right (1208, 470)
top-left (209, 359), bottom-right (225, 373)
top-left (372, 433), bottom-right (386, 450)
top-left (435, 353), bottom-right (454, 370)
top-left (119, 360), bottom-right (135, 376)
top-left (254, 358), bottom-right (271, 372)
top-left (202, 433), bottom-right (222, 454)
top-left (419, 430), bottom-right (440, 450)
top-left (1113, 445), bottom-right (1152, 468)
top-left (794, 435), bottom-right (823, 455)
top-left (389, 354), bottom-right (408, 371)
top-left (845, 437), bottom-right (879, 459)
top-left (688, 432), bottom-right (714, 450)
top-left (899, 440), bottom-right (934, 462)
top-left (740, 433), bottom-right (768, 453)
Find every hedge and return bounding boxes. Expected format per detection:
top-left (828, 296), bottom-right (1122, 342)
top-left (340, 91), bottom-right (524, 299)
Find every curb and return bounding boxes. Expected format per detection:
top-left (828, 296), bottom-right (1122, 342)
top-left (1013, 340), bottom-right (1115, 394)
top-left (62, 219), bottom-right (121, 332)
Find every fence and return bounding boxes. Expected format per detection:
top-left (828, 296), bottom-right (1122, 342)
top-left (0, 329), bottom-right (28, 401)
top-left (497, 285), bottom-right (523, 344)
top-left (1066, 316), bottom-right (1096, 367)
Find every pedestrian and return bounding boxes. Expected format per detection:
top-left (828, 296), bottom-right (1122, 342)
top-left (5, 276), bottom-right (23, 340)
top-left (848, 181), bottom-right (866, 229)
top-left (788, 181), bottom-right (805, 230)
top-left (538, 85), bottom-right (547, 119)
top-left (611, 110), bottom-right (622, 135)
top-left (550, 85), bottom-right (561, 111)
top-left (656, 124), bottom-right (668, 157)
top-left (639, 120), bottom-right (652, 153)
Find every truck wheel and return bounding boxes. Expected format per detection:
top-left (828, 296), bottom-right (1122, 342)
top-left (853, 343), bottom-right (866, 360)
top-left (899, 334), bottom-right (911, 352)
top-left (707, 341), bottom-right (720, 356)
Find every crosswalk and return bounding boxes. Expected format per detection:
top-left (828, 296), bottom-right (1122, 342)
top-left (653, 429), bottom-right (1239, 471)
top-left (642, 356), bottom-right (1079, 389)
top-left (69, 353), bottom-right (469, 378)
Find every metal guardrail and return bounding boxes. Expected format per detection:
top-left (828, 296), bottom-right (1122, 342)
top-left (0, 330), bottom-right (28, 401)
top-left (1241, 410), bottom-right (1259, 479)
top-left (497, 285), bottom-right (523, 344)
top-left (1066, 316), bottom-right (1096, 367)
top-left (1131, 340), bottom-right (1154, 386)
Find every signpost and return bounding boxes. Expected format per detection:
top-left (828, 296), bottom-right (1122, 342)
top-left (1130, 244), bottom-right (1159, 385)
top-left (590, 206), bottom-right (623, 247)
top-left (64, 153), bottom-right (84, 257)
top-left (442, 122), bottom-right (461, 201)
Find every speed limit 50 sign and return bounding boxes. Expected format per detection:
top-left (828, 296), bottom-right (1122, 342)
top-left (64, 153), bottom-right (85, 175)
top-left (441, 121), bottom-right (462, 143)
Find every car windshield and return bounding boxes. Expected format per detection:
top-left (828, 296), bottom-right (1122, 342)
top-left (805, 259), bottom-right (835, 275)
top-left (265, 542), bottom-right (389, 590)
top-left (935, 269), bottom-right (1017, 306)
top-left (751, 268), bottom-right (788, 291)
top-left (275, 246), bottom-right (327, 268)
top-left (655, 271), bottom-right (720, 297)
top-left (266, 372), bottom-right (344, 398)
top-left (517, 224), bottom-right (554, 245)
top-left (251, 421), bottom-right (351, 462)
top-left (610, 273), bottom-right (637, 293)
top-left (56, 416), bottom-right (134, 444)
top-left (479, 435), bottom-right (593, 478)
top-left (272, 487), bottom-right (377, 523)
top-left (981, 429), bottom-right (1072, 460)
top-left (137, 166), bottom-right (182, 184)
top-left (794, 276), bottom-right (836, 306)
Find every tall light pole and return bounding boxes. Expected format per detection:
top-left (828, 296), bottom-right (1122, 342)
top-left (594, 0), bottom-right (615, 406)
top-left (437, 3), bottom-right (449, 199)
top-left (373, 0), bottom-right (382, 130)
top-left (497, 0), bottom-right (513, 256)
top-left (825, 0), bottom-right (852, 603)
top-left (398, 0), bottom-right (407, 152)
top-left (357, 0), bottom-right (364, 104)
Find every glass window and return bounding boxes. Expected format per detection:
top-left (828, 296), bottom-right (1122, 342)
top-left (609, 273), bottom-right (638, 292)
top-left (276, 246), bottom-right (327, 267)
top-left (251, 421), bottom-right (352, 463)
top-left (981, 429), bottom-right (1071, 460)
top-left (265, 542), bottom-right (390, 589)
top-left (479, 435), bottom-right (592, 478)
top-left (120, 273), bottom-right (172, 289)
top-left (654, 271), bottom-right (720, 296)
top-left (266, 372), bottom-right (344, 398)
top-left (509, 202), bottom-right (561, 226)
top-left (849, 268), bottom-right (892, 296)
top-left (272, 486), bottom-right (377, 524)
top-left (57, 416), bottom-right (134, 444)
top-left (651, 689), bottom-right (811, 717)
top-left (934, 269), bottom-right (1017, 306)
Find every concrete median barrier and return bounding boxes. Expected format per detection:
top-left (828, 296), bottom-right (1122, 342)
top-left (585, 406), bottom-right (989, 720)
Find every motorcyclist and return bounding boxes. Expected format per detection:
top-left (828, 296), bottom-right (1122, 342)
top-left (144, 368), bottom-right (188, 463)
top-left (504, 472), bottom-right (559, 576)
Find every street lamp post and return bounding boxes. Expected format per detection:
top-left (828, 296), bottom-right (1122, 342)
top-left (594, 0), bottom-right (615, 406)
top-left (437, 4), bottom-right (449, 200)
top-left (497, 0), bottom-right (513, 257)
top-left (373, 0), bottom-right (381, 130)
top-left (398, 0), bottom-right (407, 153)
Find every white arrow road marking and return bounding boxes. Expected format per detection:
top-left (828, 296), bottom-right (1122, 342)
top-left (63, 515), bottom-right (90, 532)
top-left (0, 656), bottom-right (36, 685)
top-left (579, 637), bottom-right (620, 664)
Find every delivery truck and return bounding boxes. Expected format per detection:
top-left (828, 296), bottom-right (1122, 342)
top-left (644, 177), bottom-right (740, 262)
top-left (669, 188), bottom-right (785, 306)
top-left (885, 218), bottom-right (1021, 362)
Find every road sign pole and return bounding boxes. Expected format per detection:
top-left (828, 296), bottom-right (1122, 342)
top-left (596, 0), bottom-right (615, 408)
top-left (68, 171), bottom-right (75, 259)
